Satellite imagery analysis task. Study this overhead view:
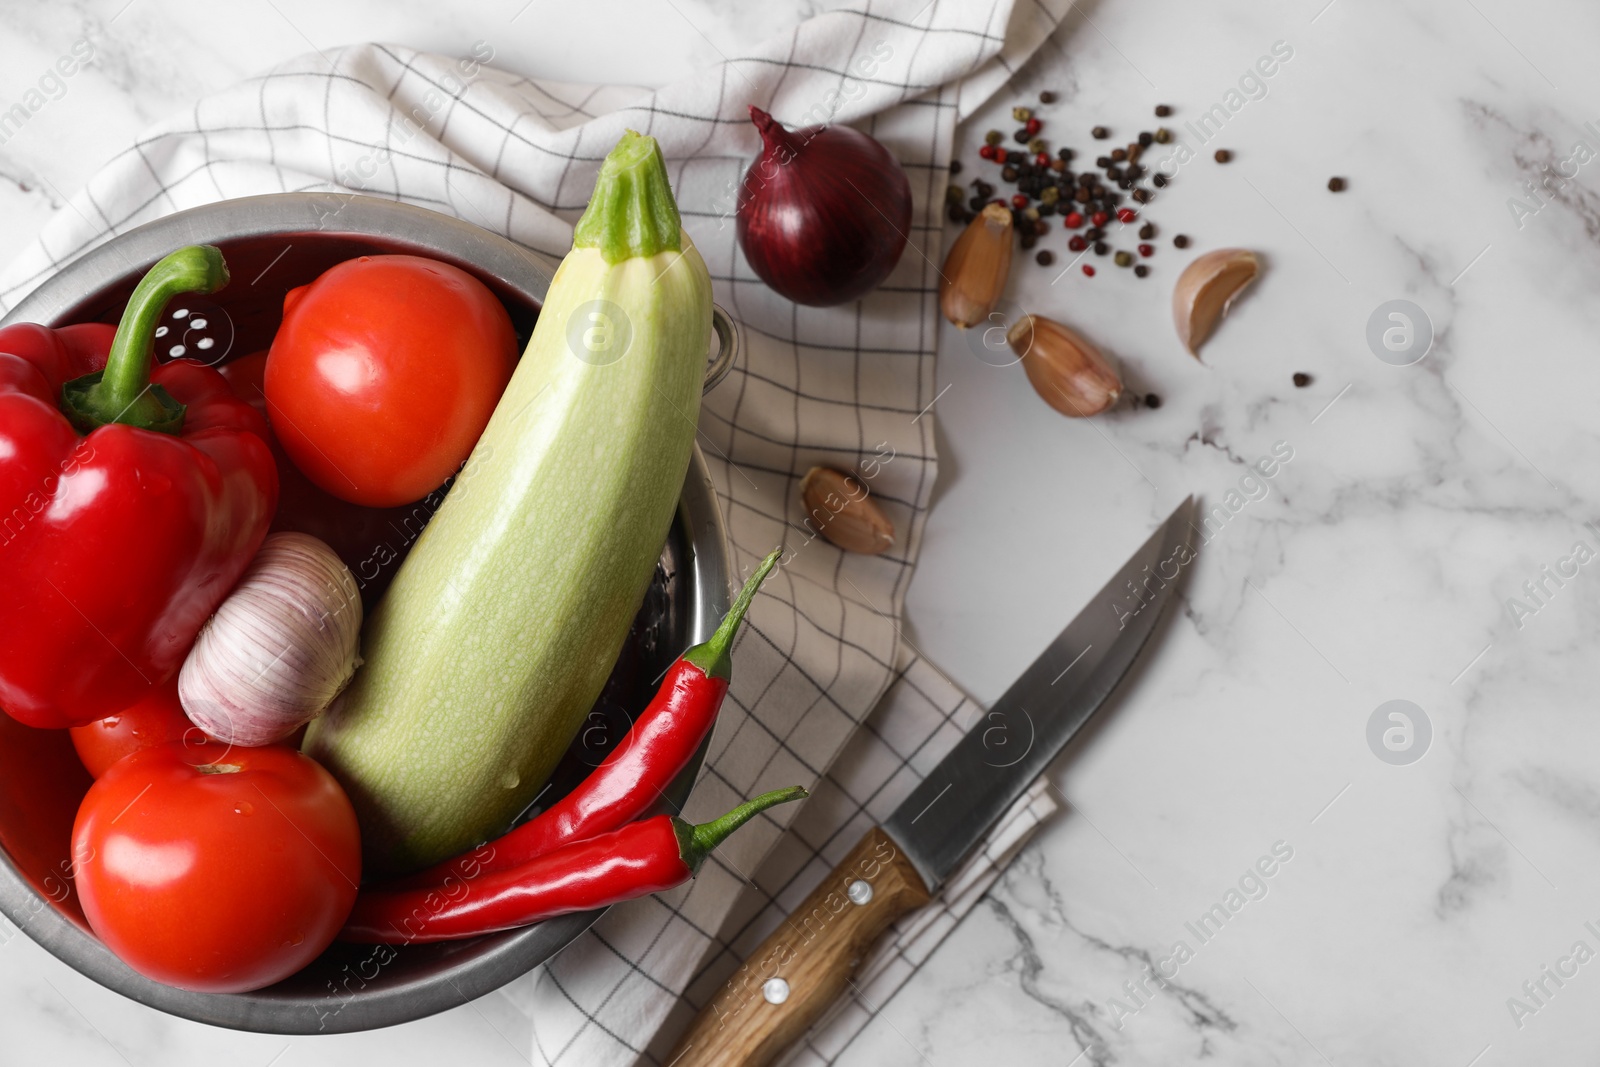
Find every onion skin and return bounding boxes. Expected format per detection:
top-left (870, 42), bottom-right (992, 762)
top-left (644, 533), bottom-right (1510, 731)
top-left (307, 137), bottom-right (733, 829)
top-left (736, 106), bottom-right (912, 307)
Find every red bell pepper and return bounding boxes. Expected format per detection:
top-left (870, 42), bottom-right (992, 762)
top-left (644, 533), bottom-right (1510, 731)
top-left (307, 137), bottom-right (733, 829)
top-left (0, 245), bottom-right (277, 729)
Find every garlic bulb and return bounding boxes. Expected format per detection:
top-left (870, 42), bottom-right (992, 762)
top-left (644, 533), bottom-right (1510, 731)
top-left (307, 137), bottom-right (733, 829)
top-left (180, 532), bottom-right (362, 746)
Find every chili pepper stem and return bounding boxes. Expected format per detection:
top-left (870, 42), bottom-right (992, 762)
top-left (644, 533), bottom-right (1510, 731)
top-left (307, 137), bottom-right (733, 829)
top-left (61, 245), bottom-right (229, 435)
top-left (673, 786), bottom-right (807, 875)
top-left (572, 131), bottom-right (681, 263)
top-left (681, 548), bottom-right (781, 681)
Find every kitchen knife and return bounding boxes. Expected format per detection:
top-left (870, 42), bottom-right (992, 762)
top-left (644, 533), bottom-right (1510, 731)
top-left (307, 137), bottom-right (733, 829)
top-left (668, 496), bottom-right (1197, 1066)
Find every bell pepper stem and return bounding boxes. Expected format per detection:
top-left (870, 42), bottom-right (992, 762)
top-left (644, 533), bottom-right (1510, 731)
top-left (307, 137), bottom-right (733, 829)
top-left (60, 245), bottom-right (230, 435)
top-left (572, 131), bottom-right (682, 263)
top-left (681, 548), bottom-right (782, 681)
top-left (675, 786), bottom-right (808, 875)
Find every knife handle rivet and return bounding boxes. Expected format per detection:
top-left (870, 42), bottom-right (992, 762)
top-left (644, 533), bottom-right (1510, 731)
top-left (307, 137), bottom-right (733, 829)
top-left (762, 978), bottom-right (791, 1005)
top-left (847, 879), bottom-right (873, 906)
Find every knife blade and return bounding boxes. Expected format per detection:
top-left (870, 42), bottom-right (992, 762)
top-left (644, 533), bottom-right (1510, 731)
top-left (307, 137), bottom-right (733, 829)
top-left (668, 497), bottom-right (1197, 1067)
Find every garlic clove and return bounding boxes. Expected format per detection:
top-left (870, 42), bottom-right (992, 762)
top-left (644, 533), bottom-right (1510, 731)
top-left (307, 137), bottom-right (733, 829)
top-left (800, 466), bottom-right (895, 554)
top-left (940, 202), bottom-right (1013, 328)
top-left (1008, 314), bottom-right (1123, 417)
top-left (179, 532), bottom-right (362, 747)
top-left (1172, 248), bottom-right (1259, 357)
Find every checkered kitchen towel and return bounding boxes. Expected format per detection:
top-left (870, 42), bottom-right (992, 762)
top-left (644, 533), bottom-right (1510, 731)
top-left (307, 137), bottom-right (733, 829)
top-left (0, 1), bottom-right (1075, 1061)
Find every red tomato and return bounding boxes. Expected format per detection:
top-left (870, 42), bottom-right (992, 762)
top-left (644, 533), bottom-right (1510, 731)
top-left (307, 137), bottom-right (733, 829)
top-left (72, 741), bottom-right (360, 993)
top-left (263, 255), bottom-right (517, 508)
top-left (69, 677), bottom-right (195, 778)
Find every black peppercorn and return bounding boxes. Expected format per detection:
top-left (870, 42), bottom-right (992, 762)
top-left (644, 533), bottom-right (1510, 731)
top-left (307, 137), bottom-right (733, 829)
top-left (1214, 149), bottom-right (1232, 163)
top-left (1001, 165), bottom-right (1019, 182)
top-left (1014, 128), bottom-right (1031, 144)
top-left (1152, 173), bottom-right (1168, 188)
top-left (950, 159), bottom-right (963, 175)
top-left (1328, 177), bottom-right (1346, 192)
top-left (1293, 372), bottom-right (1313, 387)
top-left (1093, 241), bottom-right (1109, 254)
top-left (1086, 227), bottom-right (1104, 240)
top-left (1138, 222), bottom-right (1155, 239)
top-left (1110, 147), bottom-right (1127, 162)
top-left (1092, 125), bottom-right (1109, 139)
top-left (1138, 132), bottom-right (1153, 147)
top-left (1134, 264), bottom-right (1149, 277)
top-left (967, 196), bottom-right (985, 212)
top-left (1131, 188), bottom-right (1151, 203)
top-left (1144, 392), bottom-right (1162, 408)
top-left (1155, 104), bottom-right (1172, 117)
top-left (1021, 232), bottom-right (1037, 250)
top-left (1075, 187), bottom-right (1092, 203)
top-left (1174, 234), bottom-right (1190, 248)
top-left (947, 204), bottom-right (965, 223)
top-left (1039, 90), bottom-right (1057, 104)
top-left (1057, 146), bottom-right (1074, 161)
top-left (1036, 249), bottom-right (1055, 266)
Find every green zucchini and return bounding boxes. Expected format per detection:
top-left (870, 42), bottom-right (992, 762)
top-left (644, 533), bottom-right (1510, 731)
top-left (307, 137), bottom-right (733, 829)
top-left (304, 132), bottom-right (713, 875)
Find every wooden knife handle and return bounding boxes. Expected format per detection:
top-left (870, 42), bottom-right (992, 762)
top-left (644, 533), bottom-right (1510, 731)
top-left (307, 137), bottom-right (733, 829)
top-left (668, 826), bottom-right (930, 1067)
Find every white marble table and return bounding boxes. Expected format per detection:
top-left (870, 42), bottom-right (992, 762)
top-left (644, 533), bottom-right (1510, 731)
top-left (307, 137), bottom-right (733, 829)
top-left (5, 0), bottom-right (1600, 1063)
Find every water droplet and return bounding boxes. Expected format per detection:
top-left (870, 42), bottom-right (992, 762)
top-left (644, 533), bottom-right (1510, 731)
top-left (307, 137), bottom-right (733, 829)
top-left (171, 308), bottom-right (189, 319)
top-left (190, 317), bottom-right (207, 329)
top-left (234, 801), bottom-right (254, 816)
top-left (196, 338), bottom-right (214, 349)
top-left (499, 769), bottom-right (520, 789)
top-left (154, 326), bottom-right (168, 337)
top-left (170, 344), bottom-right (187, 357)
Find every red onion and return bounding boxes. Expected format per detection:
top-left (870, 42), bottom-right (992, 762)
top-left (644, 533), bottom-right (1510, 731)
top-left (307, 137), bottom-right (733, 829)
top-left (736, 106), bottom-right (912, 307)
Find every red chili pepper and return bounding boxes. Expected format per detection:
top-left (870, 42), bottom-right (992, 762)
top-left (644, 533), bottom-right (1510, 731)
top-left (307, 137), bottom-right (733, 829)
top-left (0, 246), bottom-right (277, 728)
top-left (341, 786), bottom-right (806, 943)
top-left (395, 549), bottom-right (783, 889)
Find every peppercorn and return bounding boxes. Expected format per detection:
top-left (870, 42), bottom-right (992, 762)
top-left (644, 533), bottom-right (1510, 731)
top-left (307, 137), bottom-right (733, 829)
top-left (1085, 227), bottom-right (1105, 240)
top-left (1075, 187), bottom-right (1092, 202)
top-left (1034, 151), bottom-right (1052, 167)
top-left (1144, 392), bottom-right (1161, 407)
top-left (1082, 264), bottom-right (1096, 276)
top-left (1068, 234), bottom-right (1088, 252)
top-left (967, 196), bottom-right (985, 212)
top-left (1092, 126), bottom-right (1109, 139)
top-left (1138, 222), bottom-right (1155, 239)
top-left (1038, 202), bottom-right (1055, 217)
top-left (1126, 165), bottom-right (1144, 180)
top-left (1094, 241), bottom-right (1109, 255)
top-left (1111, 148), bottom-right (1127, 163)
top-left (1153, 127), bottom-right (1171, 143)
top-left (1036, 249), bottom-right (1055, 266)
top-left (946, 184), bottom-right (964, 206)
top-left (1026, 138), bottom-right (1046, 155)
top-left (1214, 149), bottom-right (1232, 163)
top-left (1057, 146), bottom-right (1073, 161)
top-left (1050, 158), bottom-right (1067, 173)
top-left (1039, 90), bottom-right (1057, 104)
top-left (1091, 210), bottom-right (1109, 226)
top-left (1127, 144), bottom-right (1143, 163)
top-left (984, 130), bottom-right (1003, 146)
top-left (1095, 156), bottom-right (1111, 169)
top-left (1035, 219), bottom-right (1049, 236)
top-left (1174, 234), bottom-right (1190, 248)
top-left (978, 144), bottom-right (995, 161)
top-left (1024, 117), bottom-right (1042, 136)
top-left (1114, 250), bottom-right (1134, 267)
top-left (1134, 264), bottom-right (1149, 278)
top-left (1138, 243), bottom-right (1153, 257)
top-left (1077, 172), bottom-right (1095, 187)
top-left (972, 179), bottom-right (995, 197)
top-left (1138, 132), bottom-right (1153, 148)
top-left (1106, 166), bottom-right (1123, 181)
top-left (1116, 207), bottom-right (1137, 223)
top-left (1001, 166), bottom-right (1019, 182)
top-left (1328, 177), bottom-right (1346, 192)
top-left (1009, 194), bottom-right (1028, 209)
top-left (1293, 372), bottom-right (1313, 387)
top-left (1155, 104), bottom-right (1172, 117)
top-left (1063, 211), bottom-right (1084, 228)
top-left (1152, 173), bottom-right (1167, 188)
top-left (1013, 128), bottom-right (1031, 144)
top-left (1021, 232), bottom-right (1037, 250)
top-left (1131, 188), bottom-right (1151, 203)
top-left (1041, 186), bottom-right (1060, 205)
top-left (946, 204), bottom-right (965, 223)
top-left (1013, 106), bottom-right (1033, 122)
